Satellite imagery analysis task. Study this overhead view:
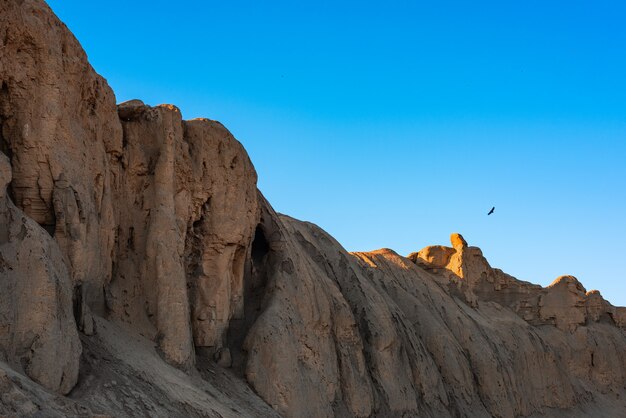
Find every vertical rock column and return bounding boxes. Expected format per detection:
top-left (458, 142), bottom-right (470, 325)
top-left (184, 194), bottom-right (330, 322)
top-left (183, 119), bottom-right (259, 353)
top-left (108, 104), bottom-right (259, 367)
top-left (109, 103), bottom-right (194, 368)
top-left (144, 107), bottom-right (195, 367)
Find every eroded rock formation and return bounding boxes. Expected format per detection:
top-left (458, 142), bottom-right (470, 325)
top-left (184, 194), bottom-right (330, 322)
top-left (241, 221), bottom-right (625, 417)
top-left (0, 1), bottom-right (624, 417)
top-left (0, 153), bottom-right (81, 395)
top-left (106, 101), bottom-right (258, 368)
top-left (410, 233), bottom-right (625, 333)
top-left (1, 0), bottom-right (258, 377)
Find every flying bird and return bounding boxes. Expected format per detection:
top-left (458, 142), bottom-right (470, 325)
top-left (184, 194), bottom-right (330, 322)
top-left (487, 207), bottom-right (495, 215)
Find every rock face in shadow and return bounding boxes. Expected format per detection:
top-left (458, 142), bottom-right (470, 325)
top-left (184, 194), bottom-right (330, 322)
top-left (0, 154), bottom-right (81, 395)
top-left (107, 101), bottom-right (259, 368)
top-left (0, 0), bottom-right (122, 316)
top-left (0, 1), bottom-right (624, 417)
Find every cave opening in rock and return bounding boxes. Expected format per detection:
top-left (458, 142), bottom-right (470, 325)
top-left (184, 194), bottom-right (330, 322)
top-left (0, 81), bottom-right (16, 204)
top-left (251, 225), bottom-right (269, 266)
top-left (43, 211), bottom-right (56, 237)
top-left (72, 284), bottom-right (83, 329)
top-left (0, 82), bottom-right (10, 154)
top-left (0, 124), bottom-right (11, 161)
top-left (226, 224), bottom-right (270, 374)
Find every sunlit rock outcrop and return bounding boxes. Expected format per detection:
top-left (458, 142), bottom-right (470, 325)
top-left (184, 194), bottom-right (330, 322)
top-left (0, 1), bottom-right (624, 416)
top-left (242, 226), bottom-right (625, 417)
top-left (411, 233), bottom-right (623, 333)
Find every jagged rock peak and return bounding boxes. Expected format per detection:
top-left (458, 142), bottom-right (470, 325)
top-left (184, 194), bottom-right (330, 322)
top-left (450, 232), bottom-right (468, 249)
top-left (549, 275), bottom-right (586, 292)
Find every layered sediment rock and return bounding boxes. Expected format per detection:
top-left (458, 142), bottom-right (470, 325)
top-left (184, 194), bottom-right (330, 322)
top-left (1, 0), bottom-right (258, 374)
top-left (242, 220), bottom-right (625, 417)
top-left (0, 1), bottom-right (624, 417)
top-left (0, 154), bottom-right (81, 395)
top-left (0, 0), bottom-right (122, 318)
top-left (410, 233), bottom-right (624, 333)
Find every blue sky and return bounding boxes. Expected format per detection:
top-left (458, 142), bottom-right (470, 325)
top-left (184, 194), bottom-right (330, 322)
top-left (48, 1), bottom-right (626, 305)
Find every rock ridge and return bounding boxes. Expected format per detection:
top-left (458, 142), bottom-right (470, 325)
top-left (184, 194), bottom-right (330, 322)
top-left (0, 1), bottom-right (624, 417)
top-left (409, 233), bottom-right (626, 332)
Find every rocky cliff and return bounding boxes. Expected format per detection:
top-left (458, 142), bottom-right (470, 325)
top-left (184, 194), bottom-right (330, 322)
top-left (0, 1), bottom-right (624, 417)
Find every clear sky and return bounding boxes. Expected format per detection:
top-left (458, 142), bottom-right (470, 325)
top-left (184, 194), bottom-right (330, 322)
top-left (47, 1), bottom-right (626, 306)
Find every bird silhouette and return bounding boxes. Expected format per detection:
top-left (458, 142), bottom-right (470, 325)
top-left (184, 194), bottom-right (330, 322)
top-left (487, 207), bottom-right (495, 215)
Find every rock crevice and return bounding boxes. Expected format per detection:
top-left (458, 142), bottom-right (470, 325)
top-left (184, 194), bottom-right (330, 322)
top-left (0, 1), bottom-right (624, 417)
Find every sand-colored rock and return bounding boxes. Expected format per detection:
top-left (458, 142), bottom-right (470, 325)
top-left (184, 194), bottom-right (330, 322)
top-left (585, 290), bottom-right (615, 322)
top-left (413, 235), bottom-right (621, 334)
top-left (240, 210), bottom-right (625, 417)
top-left (412, 245), bottom-right (455, 268)
top-left (182, 118), bottom-right (259, 349)
top-left (614, 307), bottom-right (626, 329)
top-left (0, 1), bottom-right (624, 417)
top-left (450, 232), bottom-right (468, 249)
top-left (0, 154), bottom-right (81, 394)
top-left (2, 0), bottom-right (258, 371)
top-left (105, 104), bottom-right (197, 368)
top-left (540, 276), bottom-right (587, 331)
top-left (105, 104), bottom-right (258, 366)
top-left (0, 0), bottom-right (122, 316)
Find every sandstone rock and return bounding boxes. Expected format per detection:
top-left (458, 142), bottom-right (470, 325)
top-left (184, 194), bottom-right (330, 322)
top-left (414, 245), bottom-right (456, 268)
top-left (540, 276), bottom-right (588, 331)
top-left (214, 347), bottom-right (233, 368)
top-left (242, 202), bottom-right (377, 418)
top-left (0, 154), bottom-right (81, 394)
top-left (105, 105), bottom-right (258, 367)
top-left (239, 211), bottom-right (626, 417)
top-left (2, 0), bottom-right (258, 377)
top-left (0, 2), bottom-right (624, 417)
top-left (615, 307), bottom-right (626, 329)
top-left (182, 118), bottom-right (259, 350)
top-left (117, 99), bottom-right (147, 120)
top-left (114, 104), bottom-right (196, 368)
top-left (585, 290), bottom-right (613, 323)
top-left (450, 232), bottom-right (468, 249)
top-left (411, 235), bottom-right (621, 334)
top-left (0, 368), bottom-right (39, 416)
top-left (0, 0), bottom-right (122, 315)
